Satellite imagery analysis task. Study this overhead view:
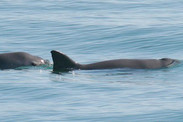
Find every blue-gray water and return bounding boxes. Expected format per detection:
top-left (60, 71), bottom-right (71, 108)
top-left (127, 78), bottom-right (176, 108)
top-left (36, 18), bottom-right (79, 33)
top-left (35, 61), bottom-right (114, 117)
top-left (1, 0), bottom-right (183, 121)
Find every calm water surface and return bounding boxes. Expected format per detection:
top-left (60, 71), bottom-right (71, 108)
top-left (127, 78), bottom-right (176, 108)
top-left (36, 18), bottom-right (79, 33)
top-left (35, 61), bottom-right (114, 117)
top-left (1, 0), bottom-right (183, 121)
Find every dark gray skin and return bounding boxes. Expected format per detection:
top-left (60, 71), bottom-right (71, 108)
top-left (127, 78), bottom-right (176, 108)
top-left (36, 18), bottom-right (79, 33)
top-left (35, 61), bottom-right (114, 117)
top-left (0, 52), bottom-right (48, 70)
top-left (51, 50), bottom-right (179, 72)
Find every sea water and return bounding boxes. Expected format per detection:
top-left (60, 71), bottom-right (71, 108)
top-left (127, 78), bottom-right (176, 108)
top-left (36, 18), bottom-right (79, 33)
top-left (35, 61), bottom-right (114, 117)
top-left (1, 0), bottom-right (183, 121)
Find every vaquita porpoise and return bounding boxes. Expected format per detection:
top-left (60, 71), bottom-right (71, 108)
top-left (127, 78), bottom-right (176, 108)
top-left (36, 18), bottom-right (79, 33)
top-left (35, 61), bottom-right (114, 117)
top-left (51, 50), bottom-right (179, 72)
top-left (0, 52), bottom-right (49, 70)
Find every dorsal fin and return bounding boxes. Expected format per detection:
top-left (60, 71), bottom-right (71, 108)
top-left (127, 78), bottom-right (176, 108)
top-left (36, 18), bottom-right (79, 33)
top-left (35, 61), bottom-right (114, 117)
top-left (51, 50), bottom-right (78, 72)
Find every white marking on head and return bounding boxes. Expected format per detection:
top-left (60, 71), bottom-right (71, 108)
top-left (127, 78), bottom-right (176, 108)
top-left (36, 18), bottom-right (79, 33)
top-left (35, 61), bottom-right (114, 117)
top-left (41, 60), bottom-right (45, 64)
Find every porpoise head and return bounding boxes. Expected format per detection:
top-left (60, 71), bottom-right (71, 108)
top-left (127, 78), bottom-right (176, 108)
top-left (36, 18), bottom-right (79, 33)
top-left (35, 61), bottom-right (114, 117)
top-left (160, 58), bottom-right (180, 67)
